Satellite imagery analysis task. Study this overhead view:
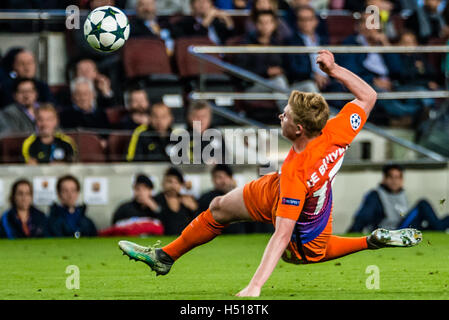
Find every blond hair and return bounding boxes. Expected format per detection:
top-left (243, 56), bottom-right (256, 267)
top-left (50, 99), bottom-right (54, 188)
top-left (288, 91), bottom-right (329, 138)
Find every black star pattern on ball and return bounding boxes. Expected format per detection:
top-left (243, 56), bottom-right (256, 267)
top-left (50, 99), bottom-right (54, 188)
top-left (87, 19), bottom-right (103, 41)
top-left (110, 24), bottom-right (127, 40)
top-left (98, 6), bottom-right (120, 19)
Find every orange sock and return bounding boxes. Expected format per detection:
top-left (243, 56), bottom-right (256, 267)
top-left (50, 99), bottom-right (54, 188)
top-left (162, 209), bottom-right (227, 261)
top-left (323, 235), bottom-right (368, 261)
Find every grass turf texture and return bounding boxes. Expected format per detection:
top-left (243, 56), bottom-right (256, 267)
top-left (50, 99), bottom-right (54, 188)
top-left (1, 233), bottom-right (448, 300)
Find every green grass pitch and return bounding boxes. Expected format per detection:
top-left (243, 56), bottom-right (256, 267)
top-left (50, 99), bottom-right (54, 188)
top-left (1, 233), bottom-right (448, 300)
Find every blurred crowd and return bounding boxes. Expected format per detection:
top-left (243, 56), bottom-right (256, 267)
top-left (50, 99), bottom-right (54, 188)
top-left (0, 0), bottom-right (448, 164)
top-left (0, 164), bottom-right (274, 239)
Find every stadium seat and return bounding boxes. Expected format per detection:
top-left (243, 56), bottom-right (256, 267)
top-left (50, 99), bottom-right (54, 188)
top-left (105, 107), bottom-right (128, 128)
top-left (326, 15), bottom-right (357, 44)
top-left (122, 38), bottom-right (174, 78)
top-left (67, 132), bottom-right (106, 163)
top-left (174, 36), bottom-right (233, 92)
top-left (234, 100), bottom-right (280, 125)
top-left (106, 132), bottom-right (132, 162)
top-left (122, 37), bottom-right (183, 103)
top-left (174, 36), bottom-right (224, 77)
top-left (0, 135), bottom-right (28, 163)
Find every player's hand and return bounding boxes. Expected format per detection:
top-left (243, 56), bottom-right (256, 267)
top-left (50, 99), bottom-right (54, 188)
top-left (235, 285), bottom-right (261, 297)
top-left (316, 50), bottom-right (338, 76)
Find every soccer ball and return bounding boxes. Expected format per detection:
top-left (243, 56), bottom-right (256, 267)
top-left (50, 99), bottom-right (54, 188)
top-left (83, 6), bottom-right (130, 52)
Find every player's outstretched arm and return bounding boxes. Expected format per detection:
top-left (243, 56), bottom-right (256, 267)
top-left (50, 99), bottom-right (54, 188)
top-left (316, 50), bottom-right (377, 117)
top-left (236, 216), bottom-right (296, 297)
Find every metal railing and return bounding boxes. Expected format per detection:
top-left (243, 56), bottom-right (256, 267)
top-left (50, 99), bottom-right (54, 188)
top-left (191, 45), bottom-right (449, 54)
top-left (0, 8), bottom-right (353, 20)
top-left (188, 45), bottom-right (448, 163)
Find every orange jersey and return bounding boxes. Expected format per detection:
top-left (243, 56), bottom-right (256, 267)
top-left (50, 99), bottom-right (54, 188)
top-left (277, 102), bottom-right (367, 244)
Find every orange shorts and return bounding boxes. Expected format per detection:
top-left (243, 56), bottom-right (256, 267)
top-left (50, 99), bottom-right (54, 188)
top-left (243, 172), bottom-right (332, 264)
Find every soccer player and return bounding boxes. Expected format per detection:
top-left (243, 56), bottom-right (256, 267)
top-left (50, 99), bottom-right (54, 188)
top-left (118, 50), bottom-right (422, 297)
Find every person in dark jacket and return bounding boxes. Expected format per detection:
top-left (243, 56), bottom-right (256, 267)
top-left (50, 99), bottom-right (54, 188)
top-left (338, 14), bottom-right (415, 124)
top-left (126, 103), bottom-right (174, 161)
top-left (48, 175), bottom-right (97, 237)
top-left (236, 10), bottom-right (285, 79)
top-left (0, 179), bottom-right (49, 239)
top-left (245, 0), bottom-right (293, 43)
top-left (0, 48), bottom-right (54, 108)
top-left (405, 0), bottom-right (448, 44)
top-left (60, 77), bottom-right (111, 131)
top-left (348, 164), bottom-right (449, 233)
top-left (112, 174), bottom-right (161, 224)
top-left (154, 167), bottom-right (198, 235)
top-left (129, 0), bottom-right (174, 53)
top-left (172, 0), bottom-right (235, 44)
top-left (235, 10), bottom-right (290, 111)
top-left (287, 5), bottom-right (340, 93)
top-left (120, 88), bottom-right (151, 130)
top-left (196, 164), bottom-right (245, 233)
top-left (0, 78), bottom-right (39, 136)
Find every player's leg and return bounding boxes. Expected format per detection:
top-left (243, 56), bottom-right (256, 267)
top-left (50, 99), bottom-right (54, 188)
top-left (322, 228), bottom-right (423, 262)
top-left (322, 235), bottom-right (369, 261)
top-left (162, 186), bottom-right (252, 261)
top-left (118, 186), bottom-right (252, 275)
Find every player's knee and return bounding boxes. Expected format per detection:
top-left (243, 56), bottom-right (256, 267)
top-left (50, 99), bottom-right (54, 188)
top-left (209, 196), bottom-right (223, 213)
top-left (209, 196), bottom-right (226, 221)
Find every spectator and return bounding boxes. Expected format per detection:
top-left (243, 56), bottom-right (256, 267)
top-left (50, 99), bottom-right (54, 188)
top-left (22, 104), bottom-right (77, 164)
top-left (0, 48), bottom-right (54, 108)
top-left (112, 174), bottom-right (161, 224)
top-left (48, 175), bottom-right (97, 237)
top-left (74, 59), bottom-right (117, 108)
top-left (287, 5), bottom-right (332, 92)
top-left (154, 167), bottom-right (198, 235)
top-left (172, 0), bottom-right (235, 44)
top-left (348, 164), bottom-right (449, 233)
top-left (0, 78), bottom-right (39, 136)
top-left (130, 0), bottom-right (175, 54)
top-left (126, 102), bottom-right (174, 161)
top-left (284, 0), bottom-right (329, 39)
top-left (196, 164), bottom-right (247, 233)
top-left (183, 100), bottom-right (227, 164)
top-left (0, 179), bottom-right (49, 239)
top-left (366, 0), bottom-right (400, 41)
top-left (339, 14), bottom-right (414, 125)
top-left (245, 0), bottom-right (293, 43)
top-left (394, 31), bottom-right (438, 124)
top-left (60, 77), bottom-right (111, 146)
top-left (120, 88), bottom-right (151, 130)
top-left (236, 10), bottom-right (290, 110)
top-left (197, 164), bottom-right (236, 212)
top-left (405, 0), bottom-right (449, 44)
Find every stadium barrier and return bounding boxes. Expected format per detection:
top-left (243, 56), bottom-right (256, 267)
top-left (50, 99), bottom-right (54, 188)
top-left (0, 162), bottom-right (447, 234)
